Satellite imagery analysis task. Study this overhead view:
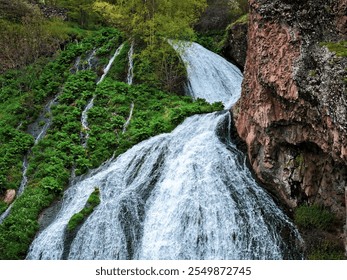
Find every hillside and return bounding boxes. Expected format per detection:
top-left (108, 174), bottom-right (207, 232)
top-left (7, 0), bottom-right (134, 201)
top-left (0, 0), bottom-right (346, 260)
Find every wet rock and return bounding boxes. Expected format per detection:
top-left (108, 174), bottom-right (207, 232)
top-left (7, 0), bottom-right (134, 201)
top-left (195, 0), bottom-right (233, 32)
top-left (222, 18), bottom-right (248, 71)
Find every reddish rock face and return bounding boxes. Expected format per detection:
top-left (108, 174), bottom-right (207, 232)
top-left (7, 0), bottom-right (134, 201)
top-left (233, 0), bottom-right (347, 219)
top-left (335, 0), bottom-right (347, 38)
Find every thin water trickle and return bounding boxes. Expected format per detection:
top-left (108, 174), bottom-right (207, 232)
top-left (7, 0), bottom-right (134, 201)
top-left (127, 41), bottom-right (134, 85)
top-left (0, 94), bottom-right (59, 224)
top-left (72, 50), bottom-right (97, 73)
top-left (26, 42), bottom-right (303, 260)
top-left (81, 43), bottom-right (125, 147)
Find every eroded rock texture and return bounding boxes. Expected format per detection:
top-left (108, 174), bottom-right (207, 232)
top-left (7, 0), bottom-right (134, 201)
top-left (233, 0), bottom-right (347, 235)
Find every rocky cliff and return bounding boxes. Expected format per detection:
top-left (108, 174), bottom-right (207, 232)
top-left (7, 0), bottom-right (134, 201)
top-left (195, 0), bottom-right (233, 32)
top-left (222, 14), bottom-right (249, 71)
top-left (233, 0), bottom-right (347, 255)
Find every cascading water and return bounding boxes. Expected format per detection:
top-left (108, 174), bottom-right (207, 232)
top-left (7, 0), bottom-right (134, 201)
top-left (32, 95), bottom-right (59, 145)
top-left (1, 43), bottom-right (127, 224)
top-left (81, 43), bottom-right (125, 146)
top-left (27, 42), bottom-right (303, 260)
top-left (71, 50), bottom-right (98, 73)
top-left (170, 41), bottom-right (242, 109)
top-left (127, 41), bottom-right (134, 85)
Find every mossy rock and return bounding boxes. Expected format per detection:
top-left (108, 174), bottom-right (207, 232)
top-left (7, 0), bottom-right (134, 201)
top-left (320, 41), bottom-right (347, 57)
top-left (67, 187), bottom-right (100, 232)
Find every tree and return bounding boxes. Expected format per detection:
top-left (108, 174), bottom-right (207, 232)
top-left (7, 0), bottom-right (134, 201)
top-left (54, 0), bottom-right (99, 27)
top-left (93, 0), bottom-right (207, 91)
top-left (94, 0), bottom-right (207, 45)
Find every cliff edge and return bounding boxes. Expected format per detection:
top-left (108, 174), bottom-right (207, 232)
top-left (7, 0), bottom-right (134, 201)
top-left (233, 0), bottom-right (347, 256)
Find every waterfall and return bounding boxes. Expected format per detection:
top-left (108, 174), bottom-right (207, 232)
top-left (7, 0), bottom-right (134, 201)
top-left (170, 41), bottom-right (242, 109)
top-left (122, 102), bottom-right (134, 134)
top-left (33, 95), bottom-right (59, 145)
top-left (26, 42), bottom-right (303, 260)
top-left (0, 156), bottom-right (28, 223)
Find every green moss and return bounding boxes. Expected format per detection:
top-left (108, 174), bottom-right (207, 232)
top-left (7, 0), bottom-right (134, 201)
top-left (294, 204), bottom-right (336, 230)
top-left (294, 153), bottom-right (304, 167)
top-left (308, 70), bottom-right (317, 77)
top-left (229, 13), bottom-right (249, 28)
top-left (320, 41), bottom-right (347, 57)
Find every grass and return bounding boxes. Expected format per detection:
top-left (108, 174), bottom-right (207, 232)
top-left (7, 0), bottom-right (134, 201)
top-left (294, 204), bottom-right (336, 231)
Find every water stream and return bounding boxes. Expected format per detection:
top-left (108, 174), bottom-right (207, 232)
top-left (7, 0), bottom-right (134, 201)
top-left (127, 41), bottom-right (134, 85)
top-left (81, 43), bottom-right (125, 147)
top-left (26, 42), bottom-right (303, 260)
top-left (0, 95), bottom-right (58, 224)
top-left (170, 41), bottom-right (242, 109)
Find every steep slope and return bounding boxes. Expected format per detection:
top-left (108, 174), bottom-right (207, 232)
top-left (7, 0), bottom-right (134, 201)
top-left (233, 0), bottom-right (347, 255)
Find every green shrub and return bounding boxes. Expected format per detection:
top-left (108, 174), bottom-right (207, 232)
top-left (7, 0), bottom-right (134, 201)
top-left (0, 187), bottom-right (54, 259)
top-left (0, 26), bottom-right (224, 260)
top-left (195, 31), bottom-right (225, 54)
top-left (0, 201), bottom-right (7, 215)
top-left (67, 188), bottom-right (100, 231)
top-left (39, 177), bottom-right (62, 194)
top-left (294, 204), bottom-right (336, 230)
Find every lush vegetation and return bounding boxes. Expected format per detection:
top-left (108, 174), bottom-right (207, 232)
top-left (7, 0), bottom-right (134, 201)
top-left (294, 204), bottom-right (345, 260)
top-left (0, 28), bottom-right (123, 195)
top-left (0, 25), bottom-right (223, 259)
top-left (67, 188), bottom-right (101, 231)
top-left (93, 0), bottom-right (207, 43)
top-left (195, 30), bottom-right (226, 54)
top-left (93, 0), bottom-right (207, 91)
top-left (294, 204), bottom-right (336, 231)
